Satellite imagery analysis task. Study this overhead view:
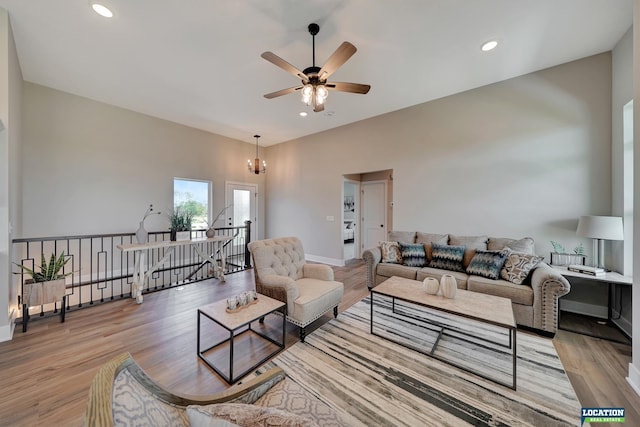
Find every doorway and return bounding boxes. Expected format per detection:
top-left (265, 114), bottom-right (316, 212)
top-left (342, 170), bottom-right (393, 259)
top-left (225, 181), bottom-right (258, 241)
top-left (343, 180), bottom-right (359, 261)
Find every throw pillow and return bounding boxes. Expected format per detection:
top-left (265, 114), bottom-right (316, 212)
top-left (429, 243), bottom-right (466, 272)
top-left (488, 237), bottom-right (535, 255)
top-left (389, 231), bottom-right (416, 243)
top-left (415, 233), bottom-right (449, 261)
top-left (187, 403), bottom-right (318, 427)
top-left (399, 242), bottom-right (427, 267)
top-left (466, 249), bottom-right (510, 280)
top-left (500, 251), bottom-right (544, 285)
top-left (448, 235), bottom-right (488, 268)
top-left (380, 241), bottom-right (402, 264)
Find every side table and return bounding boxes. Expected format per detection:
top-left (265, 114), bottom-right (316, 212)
top-left (197, 294), bottom-right (286, 384)
top-left (552, 266), bottom-right (632, 342)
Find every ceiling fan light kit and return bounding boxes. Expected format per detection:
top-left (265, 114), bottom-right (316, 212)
top-left (261, 23), bottom-right (370, 112)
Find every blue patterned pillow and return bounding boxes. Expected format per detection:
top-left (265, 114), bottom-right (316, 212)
top-left (466, 249), bottom-right (510, 280)
top-left (399, 243), bottom-right (427, 267)
top-left (429, 243), bottom-right (465, 272)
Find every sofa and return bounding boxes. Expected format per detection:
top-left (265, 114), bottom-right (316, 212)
top-left (84, 352), bottom-right (345, 426)
top-left (362, 231), bottom-right (571, 334)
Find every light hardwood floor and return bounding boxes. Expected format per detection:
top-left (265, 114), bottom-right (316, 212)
top-left (0, 261), bottom-right (637, 426)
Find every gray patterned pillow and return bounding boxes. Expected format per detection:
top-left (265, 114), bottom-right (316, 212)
top-left (500, 251), bottom-right (544, 285)
top-left (429, 243), bottom-right (466, 272)
top-left (466, 249), bottom-right (510, 280)
top-left (399, 242), bottom-right (427, 267)
top-left (380, 241), bottom-right (402, 264)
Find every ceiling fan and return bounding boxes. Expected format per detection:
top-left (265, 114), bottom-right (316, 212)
top-left (261, 23), bottom-right (371, 112)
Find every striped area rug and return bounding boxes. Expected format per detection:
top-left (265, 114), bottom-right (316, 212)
top-left (260, 296), bottom-right (583, 427)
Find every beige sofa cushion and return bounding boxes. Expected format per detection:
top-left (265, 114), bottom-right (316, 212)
top-left (415, 233), bottom-right (448, 261)
top-left (416, 268), bottom-right (469, 290)
top-left (467, 275), bottom-right (533, 305)
top-left (292, 278), bottom-right (343, 325)
top-left (448, 235), bottom-right (488, 268)
top-left (389, 231), bottom-right (416, 243)
top-left (488, 237), bottom-right (535, 254)
top-left (377, 263), bottom-right (418, 280)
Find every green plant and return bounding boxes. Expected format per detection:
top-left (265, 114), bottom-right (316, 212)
top-left (550, 241), bottom-right (585, 255)
top-left (168, 207), bottom-right (193, 231)
top-left (14, 252), bottom-right (72, 282)
top-left (550, 241), bottom-right (566, 253)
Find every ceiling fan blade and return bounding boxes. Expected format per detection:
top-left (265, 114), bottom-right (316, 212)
top-left (325, 82), bottom-right (371, 94)
top-left (261, 52), bottom-right (308, 82)
top-left (318, 42), bottom-right (357, 80)
top-left (313, 102), bottom-right (325, 113)
top-left (264, 86), bottom-right (302, 99)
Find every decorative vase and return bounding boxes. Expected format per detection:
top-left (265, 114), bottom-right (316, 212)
top-left (135, 221), bottom-right (148, 244)
top-left (440, 274), bottom-right (457, 299)
top-left (206, 227), bottom-right (216, 238)
top-left (423, 277), bottom-right (440, 295)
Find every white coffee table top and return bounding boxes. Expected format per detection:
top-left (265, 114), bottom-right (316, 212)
top-left (198, 294), bottom-right (285, 330)
top-left (373, 276), bottom-right (516, 329)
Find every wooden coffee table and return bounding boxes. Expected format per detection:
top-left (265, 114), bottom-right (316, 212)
top-left (197, 294), bottom-right (286, 384)
top-left (371, 276), bottom-right (517, 389)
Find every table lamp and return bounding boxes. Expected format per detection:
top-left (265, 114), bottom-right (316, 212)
top-left (576, 215), bottom-right (624, 269)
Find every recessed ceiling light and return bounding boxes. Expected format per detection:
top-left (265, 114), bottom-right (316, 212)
top-left (91, 2), bottom-right (113, 18)
top-left (299, 112), bottom-right (308, 117)
top-left (481, 40), bottom-right (498, 52)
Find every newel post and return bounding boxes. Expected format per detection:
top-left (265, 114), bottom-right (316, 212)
top-left (244, 220), bottom-right (252, 268)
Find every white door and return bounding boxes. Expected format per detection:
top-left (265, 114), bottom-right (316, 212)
top-left (361, 181), bottom-right (387, 251)
top-left (225, 182), bottom-right (257, 240)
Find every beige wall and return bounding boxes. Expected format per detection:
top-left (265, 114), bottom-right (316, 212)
top-left (0, 9), bottom-right (22, 341)
top-left (611, 26), bottom-right (633, 336)
top-left (20, 83), bottom-right (266, 239)
top-left (266, 53), bottom-right (613, 264)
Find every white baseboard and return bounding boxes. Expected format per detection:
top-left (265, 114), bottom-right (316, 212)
top-left (0, 308), bottom-right (17, 342)
top-left (560, 299), bottom-right (607, 318)
top-left (306, 254), bottom-right (345, 267)
top-left (627, 363), bottom-right (640, 397)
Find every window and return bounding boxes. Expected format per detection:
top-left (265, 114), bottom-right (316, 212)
top-left (173, 178), bottom-right (211, 230)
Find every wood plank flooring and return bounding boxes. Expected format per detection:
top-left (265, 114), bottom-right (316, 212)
top-left (0, 260), bottom-right (637, 426)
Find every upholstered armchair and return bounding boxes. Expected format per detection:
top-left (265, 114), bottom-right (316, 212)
top-left (84, 352), bottom-right (345, 426)
top-left (248, 237), bottom-right (344, 342)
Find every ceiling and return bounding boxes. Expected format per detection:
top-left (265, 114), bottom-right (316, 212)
top-left (0, 1), bottom-right (633, 146)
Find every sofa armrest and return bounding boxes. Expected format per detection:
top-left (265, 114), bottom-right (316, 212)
top-left (530, 263), bottom-right (571, 334)
top-left (303, 263), bottom-right (334, 281)
top-left (256, 275), bottom-right (299, 315)
top-left (362, 246), bottom-right (382, 290)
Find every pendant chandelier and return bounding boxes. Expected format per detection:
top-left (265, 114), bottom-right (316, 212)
top-left (247, 135), bottom-right (266, 174)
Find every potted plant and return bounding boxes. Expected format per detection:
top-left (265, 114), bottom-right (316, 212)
top-left (168, 207), bottom-right (193, 241)
top-left (14, 252), bottom-right (72, 308)
top-left (550, 241), bottom-right (587, 266)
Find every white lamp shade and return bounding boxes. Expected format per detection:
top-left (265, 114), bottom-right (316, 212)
top-left (576, 215), bottom-right (624, 240)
